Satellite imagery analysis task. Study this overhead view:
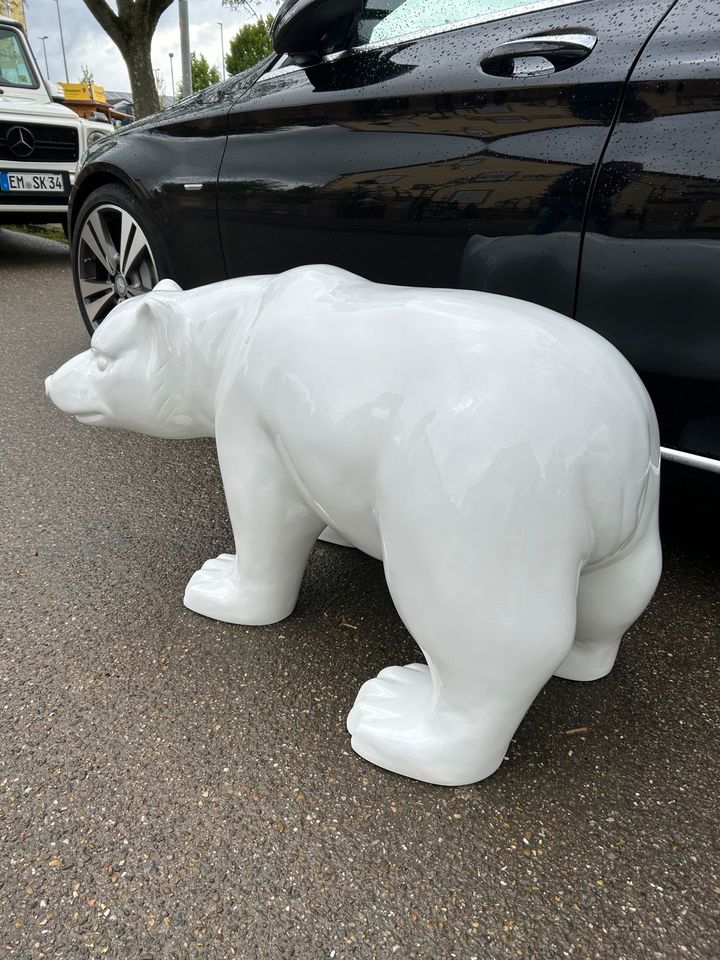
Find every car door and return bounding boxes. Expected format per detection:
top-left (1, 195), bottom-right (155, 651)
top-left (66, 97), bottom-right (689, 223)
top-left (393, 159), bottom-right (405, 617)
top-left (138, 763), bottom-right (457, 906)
top-left (575, 0), bottom-right (720, 465)
top-left (218, 0), bottom-right (675, 317)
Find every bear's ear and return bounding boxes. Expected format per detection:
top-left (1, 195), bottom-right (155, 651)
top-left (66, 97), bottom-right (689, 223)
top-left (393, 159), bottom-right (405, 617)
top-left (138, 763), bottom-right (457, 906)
top-left (92, 296), bottom-right (184, 356)
top-left (153, 278), bottom-right (183, 294)
top-left (133, 297), bottom-right (186, 340)
top-left (125, 299), bottom-right (160, 327)
top-left (122, 297), bottom-right (182, 326)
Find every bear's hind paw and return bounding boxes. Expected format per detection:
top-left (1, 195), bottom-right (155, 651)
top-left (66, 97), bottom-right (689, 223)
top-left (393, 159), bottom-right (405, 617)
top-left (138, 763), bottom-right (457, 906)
top-left (347, 663), bottom-right (506, 786)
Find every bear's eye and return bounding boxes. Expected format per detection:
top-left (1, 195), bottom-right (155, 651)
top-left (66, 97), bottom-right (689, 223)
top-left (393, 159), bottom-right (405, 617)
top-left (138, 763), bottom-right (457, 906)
top-left (95, 354), bottom-right (110, 372)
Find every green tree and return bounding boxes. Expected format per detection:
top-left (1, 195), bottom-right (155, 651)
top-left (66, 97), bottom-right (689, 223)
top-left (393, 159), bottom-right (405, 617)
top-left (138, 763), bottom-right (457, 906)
top-left (226, 15), bottom-right (274, 76)
top-left (176, 52), bottom-right (221, 98)
top-left (81, 0), bottom-right (174, 118)
top-left (80, 64), bottom-right (94, 84)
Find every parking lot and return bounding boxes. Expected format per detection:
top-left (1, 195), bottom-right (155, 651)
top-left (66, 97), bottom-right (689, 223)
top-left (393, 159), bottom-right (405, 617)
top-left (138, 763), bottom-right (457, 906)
top-left (1, 228), bottom-right (718, 959)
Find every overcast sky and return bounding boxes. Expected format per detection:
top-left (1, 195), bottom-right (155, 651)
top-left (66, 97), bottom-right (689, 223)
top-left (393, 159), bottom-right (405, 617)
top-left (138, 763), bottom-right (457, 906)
top-left (25, 0), bottom-right (279, 94)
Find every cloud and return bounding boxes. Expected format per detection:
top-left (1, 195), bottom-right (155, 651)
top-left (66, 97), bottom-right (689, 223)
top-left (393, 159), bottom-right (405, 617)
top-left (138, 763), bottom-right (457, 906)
top-left (25, 0), bottom-right (278, 93)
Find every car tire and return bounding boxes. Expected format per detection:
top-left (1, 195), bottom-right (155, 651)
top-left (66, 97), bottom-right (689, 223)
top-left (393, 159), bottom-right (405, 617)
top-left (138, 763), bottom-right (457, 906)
top-left (72, 182), bottom-right (171, 335)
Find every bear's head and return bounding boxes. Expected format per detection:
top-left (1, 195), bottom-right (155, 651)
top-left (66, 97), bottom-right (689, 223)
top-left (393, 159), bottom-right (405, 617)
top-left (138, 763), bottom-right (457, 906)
top-left (46, 280), bottom-right (214, 439)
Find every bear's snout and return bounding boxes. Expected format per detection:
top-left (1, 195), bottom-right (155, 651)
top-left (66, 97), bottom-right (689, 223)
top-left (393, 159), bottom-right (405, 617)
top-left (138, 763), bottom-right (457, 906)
top-left (46, 350), bottom-right (107, 421)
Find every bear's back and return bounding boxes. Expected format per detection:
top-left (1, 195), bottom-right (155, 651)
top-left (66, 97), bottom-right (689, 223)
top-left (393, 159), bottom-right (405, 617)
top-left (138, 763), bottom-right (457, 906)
top-left (252, 265), bottom-right (648, 430)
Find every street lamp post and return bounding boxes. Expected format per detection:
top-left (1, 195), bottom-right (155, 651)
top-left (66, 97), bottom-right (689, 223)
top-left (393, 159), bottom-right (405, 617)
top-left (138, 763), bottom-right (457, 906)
top-left (169, 52), bottom-right (175, 102)
top-left (39, 35), bottom-right (49, 78)
top-left (51, 0), bottom-right (69, 83)
top-left (178, 0), bottom-right (192, 97)
top-left (217, 22), bottom-right (225, 82)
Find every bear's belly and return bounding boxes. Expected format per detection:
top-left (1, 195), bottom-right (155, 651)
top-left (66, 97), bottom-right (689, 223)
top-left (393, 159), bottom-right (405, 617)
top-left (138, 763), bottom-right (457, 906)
top-left (274, 436), bottom-right (384, 560)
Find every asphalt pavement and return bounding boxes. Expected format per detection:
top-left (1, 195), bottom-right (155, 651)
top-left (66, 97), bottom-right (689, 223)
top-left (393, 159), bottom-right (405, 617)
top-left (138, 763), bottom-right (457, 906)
top-left (1, 228), bottom-right (718, 960)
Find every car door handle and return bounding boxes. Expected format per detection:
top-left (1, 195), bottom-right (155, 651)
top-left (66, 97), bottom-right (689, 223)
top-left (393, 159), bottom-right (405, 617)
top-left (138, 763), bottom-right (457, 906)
top-left (480, 32), bottom-right (597, 77)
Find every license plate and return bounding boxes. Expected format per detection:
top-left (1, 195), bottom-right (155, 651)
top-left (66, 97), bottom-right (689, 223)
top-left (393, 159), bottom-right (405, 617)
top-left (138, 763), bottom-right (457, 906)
top-left (0, 171), bottom-right (65, 193)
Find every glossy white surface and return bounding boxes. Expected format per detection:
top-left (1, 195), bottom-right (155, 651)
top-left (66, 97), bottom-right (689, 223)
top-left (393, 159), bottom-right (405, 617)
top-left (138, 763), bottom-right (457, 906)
top-left (46, 266), bottom-right (662, 786)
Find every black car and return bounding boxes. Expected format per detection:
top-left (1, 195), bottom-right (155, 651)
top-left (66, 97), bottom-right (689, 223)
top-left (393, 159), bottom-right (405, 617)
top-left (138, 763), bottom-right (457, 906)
top-left (69, 0), bottom-right (720, 473)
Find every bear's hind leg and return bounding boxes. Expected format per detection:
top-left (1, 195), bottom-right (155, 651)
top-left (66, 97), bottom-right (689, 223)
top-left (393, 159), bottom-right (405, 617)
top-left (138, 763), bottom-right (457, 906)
top-left (347, 507), bottom-right (583, 786)
top-left (554, 523), bottom-right (662, 682)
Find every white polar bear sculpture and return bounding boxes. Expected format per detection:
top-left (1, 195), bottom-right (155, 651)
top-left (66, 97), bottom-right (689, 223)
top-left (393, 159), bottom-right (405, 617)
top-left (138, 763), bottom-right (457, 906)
top-left (46, 266), bottom-right (662, 786)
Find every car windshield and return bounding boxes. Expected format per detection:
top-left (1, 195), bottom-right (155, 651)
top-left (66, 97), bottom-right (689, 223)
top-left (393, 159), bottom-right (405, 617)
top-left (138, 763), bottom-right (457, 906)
top-left (0, 27), bottom-right (37, 88)
top-left (355, 0), bottom-right (530, 45)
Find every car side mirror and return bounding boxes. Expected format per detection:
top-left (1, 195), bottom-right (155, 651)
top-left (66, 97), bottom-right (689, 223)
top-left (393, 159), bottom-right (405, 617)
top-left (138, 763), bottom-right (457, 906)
top-left (45, 80), bottom-right (66, 103)
top-left (271, 0), bottom-right (364, 65)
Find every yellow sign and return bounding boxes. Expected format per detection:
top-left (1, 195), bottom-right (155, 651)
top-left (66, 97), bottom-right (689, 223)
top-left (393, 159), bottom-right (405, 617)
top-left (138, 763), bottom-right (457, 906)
top-left (60, 81), bottom-right (107, 103)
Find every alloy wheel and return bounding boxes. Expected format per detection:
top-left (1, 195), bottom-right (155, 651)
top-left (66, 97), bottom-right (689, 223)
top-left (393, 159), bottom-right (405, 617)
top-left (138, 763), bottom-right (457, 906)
top-left (76, 203), bottom-right (158, 328)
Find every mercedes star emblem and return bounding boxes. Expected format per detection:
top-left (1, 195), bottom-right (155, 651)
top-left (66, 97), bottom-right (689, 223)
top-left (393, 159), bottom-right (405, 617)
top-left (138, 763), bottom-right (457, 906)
top-left (7, 126), bottom-right (35, 159)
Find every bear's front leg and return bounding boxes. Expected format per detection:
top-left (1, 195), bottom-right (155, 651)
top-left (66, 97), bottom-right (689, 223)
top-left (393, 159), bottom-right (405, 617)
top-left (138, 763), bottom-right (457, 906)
top-left (184, 417), bottom-right (325, 625)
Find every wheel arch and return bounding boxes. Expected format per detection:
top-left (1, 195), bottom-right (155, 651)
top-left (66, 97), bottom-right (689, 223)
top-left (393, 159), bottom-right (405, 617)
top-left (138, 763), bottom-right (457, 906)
top-left (69, 167), bottom-right (146, 241)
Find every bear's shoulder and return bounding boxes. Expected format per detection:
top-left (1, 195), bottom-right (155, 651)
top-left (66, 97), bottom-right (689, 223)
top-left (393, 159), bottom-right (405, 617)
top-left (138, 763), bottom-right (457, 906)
top-left (263, 265), bottom-right (365, 309)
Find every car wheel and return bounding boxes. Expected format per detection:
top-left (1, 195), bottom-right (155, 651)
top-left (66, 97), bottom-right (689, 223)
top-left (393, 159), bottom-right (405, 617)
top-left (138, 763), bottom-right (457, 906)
top-left (72, 183), bottom-right (169, 335)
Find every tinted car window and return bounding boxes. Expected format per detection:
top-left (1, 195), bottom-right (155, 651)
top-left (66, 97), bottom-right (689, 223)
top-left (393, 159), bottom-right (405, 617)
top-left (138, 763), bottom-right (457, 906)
top-left (355, 0), bottom-right (587, 45)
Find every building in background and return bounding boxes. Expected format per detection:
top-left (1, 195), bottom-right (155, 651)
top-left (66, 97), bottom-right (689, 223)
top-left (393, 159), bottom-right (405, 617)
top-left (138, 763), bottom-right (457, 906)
top-left (3, 1), bottom-right (25, 29)
top-left (102, 90), bottom-right (174, 126)
top-left (103, 90), bottom-right (136, 125)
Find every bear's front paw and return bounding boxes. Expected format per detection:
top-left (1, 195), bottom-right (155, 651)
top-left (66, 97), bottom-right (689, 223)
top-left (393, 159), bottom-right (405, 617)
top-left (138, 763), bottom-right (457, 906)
top-left (183, 554), bottom-right (296, 625)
